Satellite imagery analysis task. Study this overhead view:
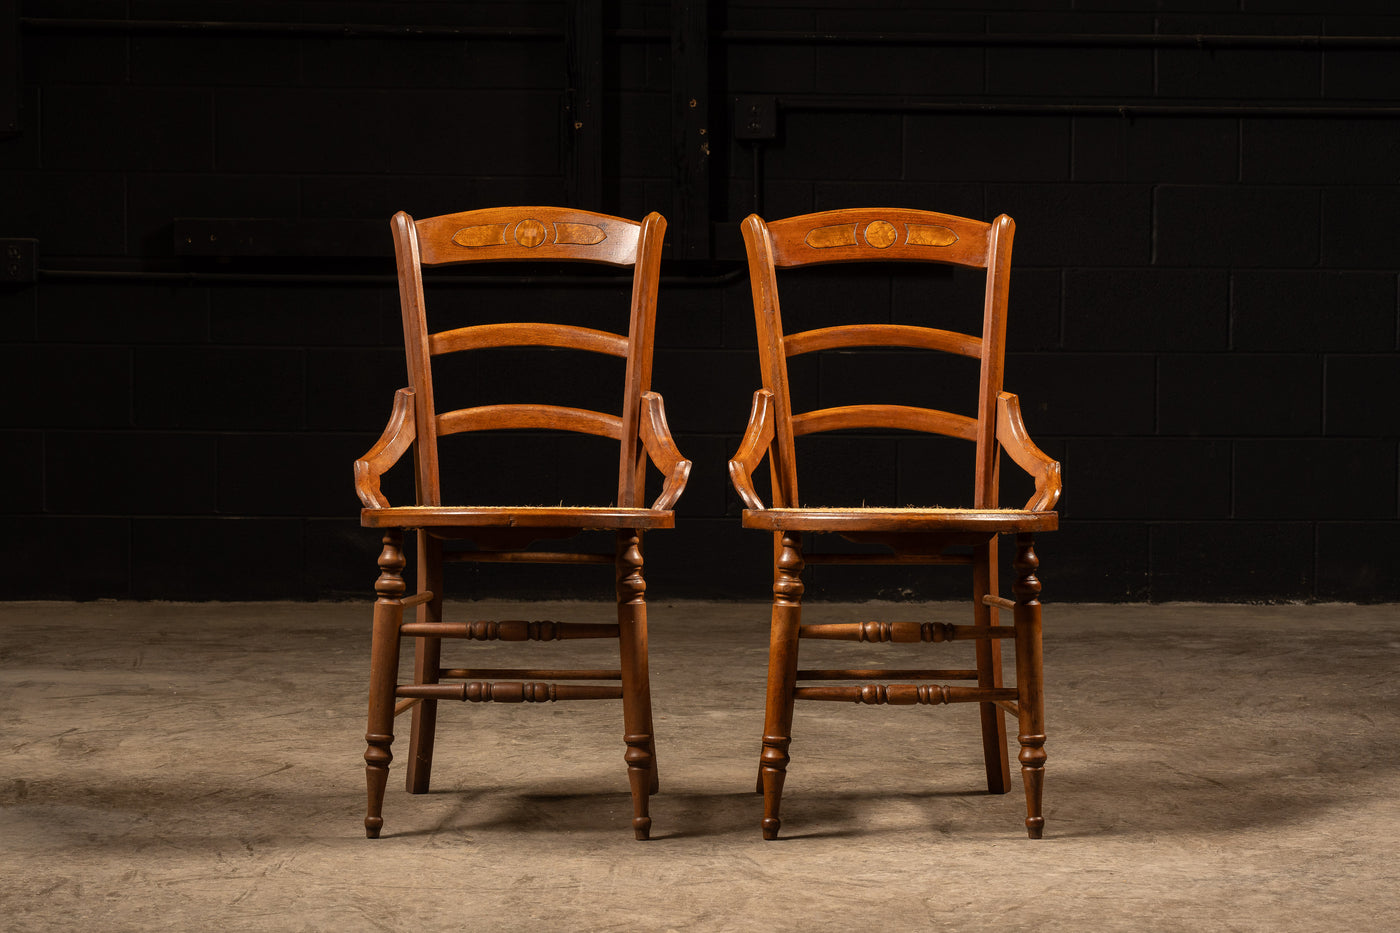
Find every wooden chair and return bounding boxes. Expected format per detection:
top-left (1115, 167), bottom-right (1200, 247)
top-left (353, 206), bottom-right (689, 840)
top-left (729, 208), bottom-right (1061, 839)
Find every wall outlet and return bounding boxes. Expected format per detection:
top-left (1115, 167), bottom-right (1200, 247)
top-left (734, 95), bottom-right (777, 140)
top-left (0, 238), bottom-right (36, 283)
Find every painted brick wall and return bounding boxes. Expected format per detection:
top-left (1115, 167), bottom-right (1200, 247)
top-left (1, 0), bottom-right (1397, 602)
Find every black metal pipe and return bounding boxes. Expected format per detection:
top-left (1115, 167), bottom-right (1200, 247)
top-left (777, 97), bottom-right (1400, 119)
top-left (719, 30), bottom-right (1400, 50)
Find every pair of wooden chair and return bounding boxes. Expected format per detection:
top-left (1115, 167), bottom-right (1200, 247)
top-left (352, 205), bottom-right (1061, 842)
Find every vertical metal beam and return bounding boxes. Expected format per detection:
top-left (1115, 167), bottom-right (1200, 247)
top-left (565, 0), bottom-right (602, 211)
top-left (671, 0), bottom-right (710, 259)
top-left (1, 0), bottom-right (18, 136)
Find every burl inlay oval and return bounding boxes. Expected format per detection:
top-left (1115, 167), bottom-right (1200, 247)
top-left (514, 219), bottom-right (548, 248)
top-left (906, 224), bottom-right (958, 248)
top-left (864, 220), bottom-right (898, 249)
top-left (451, 224), bottom-right (509, 248)
top-left (804, 224), bottom-right (858, 249)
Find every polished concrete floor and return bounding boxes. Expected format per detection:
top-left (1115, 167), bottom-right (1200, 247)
top-left (2, 599), bottom-right (1397, 931)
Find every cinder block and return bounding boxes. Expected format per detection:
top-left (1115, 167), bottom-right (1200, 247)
top-left (908, 116), bottom-right (1071, 183)
top-left (1232, 271), bottom-right (1395, 351)
top-left (0, 285), bottom-right (37, 341)
top-left (40, 172), bottom-right (126, 256)
top-left (1317, 521), bottom-right (1400, 602)
top-left (1007, 352), bottom-right (1156, 436)
top-left (1324, 50), bottom-right (1400, 99)
top-left (1075, 117), bottom-right (1239, 184)
top-left (135, 347), bottom-right (305, 430)
top-left (1064, 269), bottom-right (1228, 351)
top-left (1235, 439), bottom-right (1397, 520)
top-left (0, 517), bottom-right (130, 599)
top-left (0, 346), bottom-right (130, 427)
top-left (1066, 438), bottom-right (1232, 520)
top-left (3, 432), bottom-right (42, 512)
top-left (1149, 521), bottom-right (1314, 602)
top-left (219, 433), bottom-right (380, 518)
top-left (132, 35), bottom-right (298, 86)
top-left (39, 282), bottom-right (210, 343)
top-left (306, 347), bottom-right (408, 433)
top-left (988, 47), bottom-right (1152, 98)
top-left (128, 173), bottom-right (301, 257)
top-left (211, 284), bottom-right (391, 347)
top-left (1007, 268), bottom-right (1062, 352)
top-left (1243, 118), bottom-right (1400, 185)
top-left (1155, 186), bottom-right (1319, 267)
top-left (1321, 188), bottom-right (1400, 269)
top-left (988, 183), bottom-right (1152, 266)
top-left (764, 112), bottom-right (902, 181)
top-left (1029, 519), bottom-right (1147, 602)
top-left (45, 86), bottom-right (212, 172)
top-left (130, 517), bottom-right (306, 599)
top-left (216, 88), bottom-right (393, 173)
top-left (819, 349), bottom-right (981, 415)
top-left (1156, 48), bottom-right (1320, 100)
top-left (1158, 354), bottom-right (1321, 436)
top-left (387, 90), bottom-right (562, 176)
top-left (48, 432), bottom-right (217, 515)
top-left (23, 33), bottom-right (127, 84)
top-left (816, 45), bottom-right (984, 96)
top-left (1325, 356), bottom-right (1400, 436)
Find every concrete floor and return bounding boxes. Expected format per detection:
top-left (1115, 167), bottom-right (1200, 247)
top-left (2, 599), bottom-right (1397, 931)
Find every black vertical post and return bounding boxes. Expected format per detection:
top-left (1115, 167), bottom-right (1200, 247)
top-left (671, 0), bottom-right (710, 259)
top-left (565, 0), bottom-right (602, 211)
top-left (1, 0), bottom-right (18, 135)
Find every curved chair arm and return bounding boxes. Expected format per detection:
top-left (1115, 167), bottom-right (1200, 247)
top-left (639, 391), bottom-right (692, 511)
top-left (354, 388), bottom-right (417, 508)
top-left (728, 389), bottom-right (776, 512)
top-left (997, 391), bottom-right (1062, 511)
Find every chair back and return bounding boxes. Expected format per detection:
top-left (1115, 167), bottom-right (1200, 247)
top-left (740, 208), bottom-right (1016, 511)
top-left (392, 207), bottom-right (666, 509)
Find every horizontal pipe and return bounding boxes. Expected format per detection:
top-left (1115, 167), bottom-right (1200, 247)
top-left (721, 31), bottom-right (1400, 50)
top-left (25, 20), bottom-right (1400, 51)
top-left (778, 97), bottom-right (1400, 119)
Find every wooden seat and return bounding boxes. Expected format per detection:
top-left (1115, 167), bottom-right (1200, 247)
top-left (354, 206), bottom-right (689, 840)
top-left (729, 208), bottom-right (1061, 839)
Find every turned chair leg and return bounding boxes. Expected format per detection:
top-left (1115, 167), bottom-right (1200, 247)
top-left (1012, 533), bottom-right (1047, 839)
top-left (365, 530), bottom-right (406, 839)
top-left (616, 531), bottom-right (655, 840)
top-left (973, 540), bottom-right (1012, 795)
top-left (405, 533), bottom-right (442, 795)
top-left (759, 532), bottom-right (804, 840)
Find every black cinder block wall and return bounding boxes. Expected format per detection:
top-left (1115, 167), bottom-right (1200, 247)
top-left (1, 1), bottom-right (1396, 602)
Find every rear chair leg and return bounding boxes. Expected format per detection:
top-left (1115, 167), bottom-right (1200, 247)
top-left (616, 531), bottom-right (655, 840)
top-left (406, 532), bottom-right (442, 794)
top-left (365, 530), bottom-right (406, 838)
top-left (1012, 533), bottom-right (1047, 839)
top-left (759, 533), bottom-right (804, 840)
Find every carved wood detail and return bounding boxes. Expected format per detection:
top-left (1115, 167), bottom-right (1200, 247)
top-left (804, 219), bottom-right (960, 251)
top-left (804, 223), bottom-right (858, 249)
top-left (864, 220), bottom-right (898, 248)
top-left (794, 683), bottom-right (1016, 704)
top-left (451, 218), bottom-right (608, 250)
top-left (906, 223), bottom-right (958, 247)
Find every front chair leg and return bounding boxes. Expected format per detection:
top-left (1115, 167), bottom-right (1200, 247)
top-left (759, 532), bottom-right (804, 840)
top-left (364, 529), bottom-right (406, 839)
top-left (1012, 532), bottom-right (1047, 839)
top-left (616, 531), bottom-right (655, 840)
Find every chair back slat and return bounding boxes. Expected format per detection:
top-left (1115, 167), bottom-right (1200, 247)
top-left (392, 207), bottom-right (665, 509)
top-left (429, 323), bottom-right (630, 358)
top-left (791, 405), bottom-right (978, 442)
top-left (763, 208), bottom-right (992, 270)
top-left (414, 206), bottom-right (641, 267)
top-left (436, 404), bottom-right (623, 440)
top-left (741, 208), bottom-right (1015, 511)
top-left (784, 324), bottom-right (983, 360)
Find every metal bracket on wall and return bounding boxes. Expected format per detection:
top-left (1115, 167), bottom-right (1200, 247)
top-left (0, 238), bottom-right (36, 284)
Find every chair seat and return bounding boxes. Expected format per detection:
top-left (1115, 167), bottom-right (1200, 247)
top-left (361, 505), bottom-right (676, 531)
top-left (741, 506), bottom-right (1057, 534)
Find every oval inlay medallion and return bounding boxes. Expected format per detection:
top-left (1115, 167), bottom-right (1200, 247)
top-left (515, 219), bottom-right (548, 248)
top-left (906, 224), bottom-right (958, 248)
top-left (554, 222), bottom-right (607, 246)
top-left (864, 220), bottom-right (898, 249)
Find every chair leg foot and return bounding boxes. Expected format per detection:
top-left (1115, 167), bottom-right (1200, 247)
top-left (364, 731), bottom-right (393, 838)
top-left (759, 734), bottom-right (791, 840)
top-left (625, 733), bottom-right (653, 840)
